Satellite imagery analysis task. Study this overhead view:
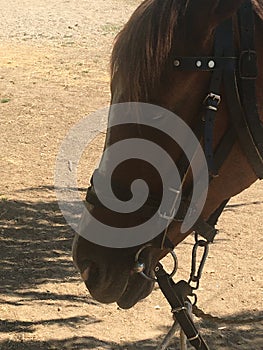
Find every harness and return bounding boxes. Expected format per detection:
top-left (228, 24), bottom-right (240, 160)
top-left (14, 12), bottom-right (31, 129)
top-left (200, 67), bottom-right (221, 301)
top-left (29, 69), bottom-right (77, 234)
top-left (155, 2), bottom-right (262, 348)
top-left (85, 1), bottom-right (263, 349)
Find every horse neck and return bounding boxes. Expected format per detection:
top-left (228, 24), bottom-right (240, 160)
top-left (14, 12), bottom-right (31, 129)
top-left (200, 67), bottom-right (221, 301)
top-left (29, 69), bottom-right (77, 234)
top-left (254, 4), bottom-right (263, 121)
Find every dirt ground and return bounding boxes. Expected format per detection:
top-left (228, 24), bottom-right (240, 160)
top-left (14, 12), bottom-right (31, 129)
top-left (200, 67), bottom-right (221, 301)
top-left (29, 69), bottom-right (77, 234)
top-left (0, 1), bottom-right (262, 349)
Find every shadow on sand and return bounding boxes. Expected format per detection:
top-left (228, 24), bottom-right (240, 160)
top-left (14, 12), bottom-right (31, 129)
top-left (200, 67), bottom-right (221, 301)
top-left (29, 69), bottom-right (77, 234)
top-left (0, 187), bottom-right (262, 349)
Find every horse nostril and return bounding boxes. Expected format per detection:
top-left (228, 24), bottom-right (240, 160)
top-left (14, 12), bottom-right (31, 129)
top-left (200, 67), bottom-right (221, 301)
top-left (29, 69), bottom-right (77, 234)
top-left (79, 261), bottom-right (98, 284)
top-left (81, 266), bottom-right (91, 282)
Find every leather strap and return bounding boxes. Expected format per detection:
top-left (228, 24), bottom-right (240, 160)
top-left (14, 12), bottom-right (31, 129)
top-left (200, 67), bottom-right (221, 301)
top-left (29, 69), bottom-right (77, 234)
top-left (156, 265), bottom-right (210, 350)
top-left (202, 19), bottom-right (233, 175)
top-left (173, 0), bottom-right (263, 178)
top-left (223, 2), bottom-right (263, 179)
top-left (237, 1), bottom-right (263, 174)
top-left (173, 56), bottom-right (236, 71)
top-left (86, 169), bottom-right (219, 243)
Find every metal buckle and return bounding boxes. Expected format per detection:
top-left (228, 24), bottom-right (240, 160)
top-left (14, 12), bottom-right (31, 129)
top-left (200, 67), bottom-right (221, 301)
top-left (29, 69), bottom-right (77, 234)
top-left (239, 50), bottom-right (257, 79)
top-left (171, 306), bottom-right (187, 314)
top-left (158, 208), bottom-right (176, 221)
top-left (203, 92), bottom-right (221, 111)
top-left (158, 187), bottom-right (180, 222)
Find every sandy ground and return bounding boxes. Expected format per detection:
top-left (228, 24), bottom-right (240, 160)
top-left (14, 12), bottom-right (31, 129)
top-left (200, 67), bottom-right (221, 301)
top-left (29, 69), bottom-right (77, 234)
top-left (0, 1), bottom-right (262, 349)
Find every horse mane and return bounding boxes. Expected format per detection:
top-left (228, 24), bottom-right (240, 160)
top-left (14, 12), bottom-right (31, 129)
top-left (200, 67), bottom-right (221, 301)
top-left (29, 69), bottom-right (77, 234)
top-left (111, 0), bottom-right (189, 101)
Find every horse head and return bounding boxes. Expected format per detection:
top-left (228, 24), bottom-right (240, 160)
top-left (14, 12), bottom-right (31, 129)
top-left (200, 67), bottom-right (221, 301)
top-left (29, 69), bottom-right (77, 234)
top-left (72, 0), bottom-right (263, 309)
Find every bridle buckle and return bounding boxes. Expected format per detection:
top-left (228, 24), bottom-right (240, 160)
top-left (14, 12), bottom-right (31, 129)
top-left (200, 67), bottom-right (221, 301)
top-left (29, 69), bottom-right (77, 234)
top-left (158, 208), bottom-right (176, 221)
top-left (158, 186), bottom-right (180, 222)
top-left (203, 92), bottom-right (221, 111)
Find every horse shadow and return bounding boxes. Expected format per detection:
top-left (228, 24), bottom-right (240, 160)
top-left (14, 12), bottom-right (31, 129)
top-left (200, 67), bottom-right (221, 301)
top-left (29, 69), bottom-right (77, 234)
top-left (0, 185), bottom-right (99, 316)
top-left (0, 309), bottom-right (262, 349)
top-left (0, 186), bottom-right (262, 349)
top-left (0, 186), bottom-right (86, 294)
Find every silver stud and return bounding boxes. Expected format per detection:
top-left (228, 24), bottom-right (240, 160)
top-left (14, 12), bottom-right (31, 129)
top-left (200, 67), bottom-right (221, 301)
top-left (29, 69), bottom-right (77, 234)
top-left (174, 59), bottom-right (181, 67)
top-left (208, 60), bottom-right (215, 68)
top-left (196, 60), bottom-right (202, 68)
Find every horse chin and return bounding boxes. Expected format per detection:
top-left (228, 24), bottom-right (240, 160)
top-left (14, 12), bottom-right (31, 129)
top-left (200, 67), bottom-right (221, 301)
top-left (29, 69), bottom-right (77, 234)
top-left (74, 237), bottom-right (157, 308)
top-left (86, 275), bottom-right (154, 309)
top-left (116, 274), bottom-right (155, 309)
top-left (83, 265), bottom-right (155, 309)
top-left (117, 284), bottom-right (154, 309)
top-left (83, 265), bottom-right (130, 305)
top-left (87, 285), bottom-right (128, 305)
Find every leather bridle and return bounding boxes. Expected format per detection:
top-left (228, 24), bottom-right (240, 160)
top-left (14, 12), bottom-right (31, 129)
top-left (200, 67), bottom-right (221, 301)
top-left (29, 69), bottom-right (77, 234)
top-left (172, 0), bottom-right (263, 180)
top-left (85, 2), bottom-right (262, 349)
top-left (153, 2), bottom-right (263, 349)
top-left (86, 0), bottom-right (263, 246)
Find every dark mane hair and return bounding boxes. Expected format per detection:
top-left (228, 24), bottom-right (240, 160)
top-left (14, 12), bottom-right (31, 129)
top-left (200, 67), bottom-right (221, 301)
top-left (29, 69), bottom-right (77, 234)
top-left (111, 0), bottom-right (188, 101)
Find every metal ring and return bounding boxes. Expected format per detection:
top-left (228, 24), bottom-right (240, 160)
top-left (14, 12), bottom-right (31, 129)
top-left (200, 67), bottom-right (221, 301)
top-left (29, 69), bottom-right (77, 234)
top-left (168, 250), bottom-right (178, 279)
top-left (134, 246), bottom-right (178, 282)
top-left (134, 244), bottom-right (152, 263)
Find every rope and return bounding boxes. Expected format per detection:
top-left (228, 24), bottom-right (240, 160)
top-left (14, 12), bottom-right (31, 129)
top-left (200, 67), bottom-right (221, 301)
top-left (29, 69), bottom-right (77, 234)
top-left (157, 302), bottom-right (193, 350)
top-left (156, 321), bottom-right (178, 350)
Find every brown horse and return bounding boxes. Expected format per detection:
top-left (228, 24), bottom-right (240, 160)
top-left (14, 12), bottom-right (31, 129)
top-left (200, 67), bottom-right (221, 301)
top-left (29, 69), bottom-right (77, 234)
top-left (72, 0), bottom-right (263, 310)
